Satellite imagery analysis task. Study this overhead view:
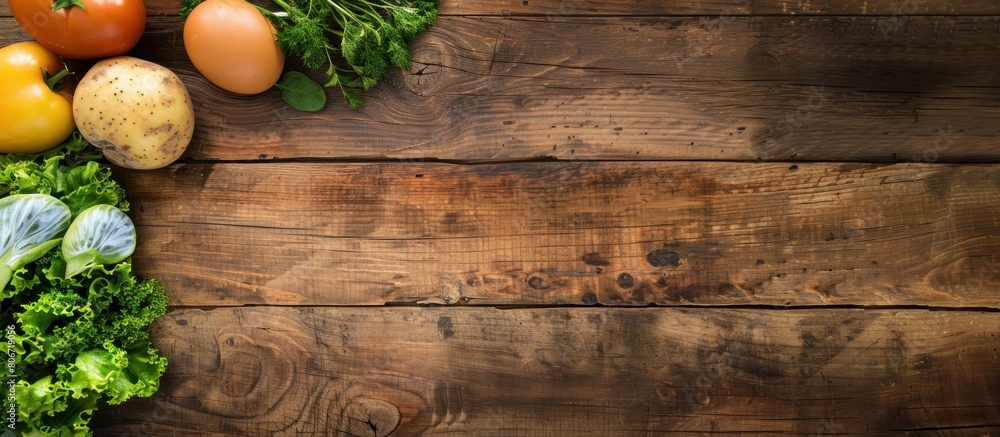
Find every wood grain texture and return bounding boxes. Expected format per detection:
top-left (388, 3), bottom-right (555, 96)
top-left (120, 161), bottom-right (1000, 307)
top-left (5, 15), bottom-right (1000, 162)
top-left (4, 1), bottom-right (1000, 434)
top-left (91, 306), bottom-right (1000, 435)
top-left (439, 0), bottom-right (1000, 16)
top-left (5, 0), bottom-right (1000, 17)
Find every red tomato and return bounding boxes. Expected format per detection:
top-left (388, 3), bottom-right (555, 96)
top-left (9, 0), bottom-right (146, 60)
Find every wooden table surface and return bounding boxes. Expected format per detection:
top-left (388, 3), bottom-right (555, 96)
top-left (5, 0), bottom-right (1000, 435)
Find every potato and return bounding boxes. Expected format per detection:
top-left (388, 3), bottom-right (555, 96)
top-left (74, 57), bottom-right (195, 170)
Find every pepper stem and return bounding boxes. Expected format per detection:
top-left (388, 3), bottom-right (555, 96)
top-left (43, 66), bottom-right (74, 93)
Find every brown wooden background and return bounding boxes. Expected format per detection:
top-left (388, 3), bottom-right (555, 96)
top-left (4, 0), bottom-right (1000, 434)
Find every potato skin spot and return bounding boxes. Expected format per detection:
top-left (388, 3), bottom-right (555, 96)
top-left (145, 123), bottom-right (175, 136)
top-left (93, 139), bottom-right (137, 167)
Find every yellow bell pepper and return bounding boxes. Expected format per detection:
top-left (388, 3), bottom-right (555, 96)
top-left (0, 41), bottom-right (76, 154)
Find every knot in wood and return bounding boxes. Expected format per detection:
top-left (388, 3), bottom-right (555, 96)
top-left (342, 399), bottom-right (401, 437)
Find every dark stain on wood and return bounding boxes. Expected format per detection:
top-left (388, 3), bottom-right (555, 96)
top-left (582, 252), bottom-right (611, 266)
top-left (437, 316), bottom-right (455, 338)
top-left (527, 274), bottom-right (548, 290)
top-left (647, 250), bottom-right (681, 267)
top-left (616, 273), bottom-right (634, 289)
top-left (631, 283), bottom-right (652, 302)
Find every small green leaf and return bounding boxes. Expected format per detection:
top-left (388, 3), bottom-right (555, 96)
top-left (275, 71), bottom-right (327, 112)
top-left (343, 90), bottom-right (364, 110)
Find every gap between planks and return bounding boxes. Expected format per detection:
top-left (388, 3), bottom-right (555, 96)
top-left (166, 303), bottom-right (1000, 312)
top-left (176, 157), bottom-right (1000, 166)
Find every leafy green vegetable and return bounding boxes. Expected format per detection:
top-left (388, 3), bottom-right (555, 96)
top-left (275, 71), bottom-right (328, 112)
top-left (1, 133), bottom-right (126, 215)
top-left (1, 135), bottom-right (168, 436)
top-left (181, 0), bottom-right (439, 109)
top-left (61, 204), bottom-right (136, 279)
top-left (0, 194), bottom-right (71, 290)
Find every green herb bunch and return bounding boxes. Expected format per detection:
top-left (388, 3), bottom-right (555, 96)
top-left (182, 0), bottom-right (439, 109)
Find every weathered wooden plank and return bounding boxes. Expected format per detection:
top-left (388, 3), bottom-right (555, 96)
top-left (120, 161), bottom-right (1000, 307)
top-left (91, 306), bottom-right (1000, 434)
top-left (442, 0), bottom-right (1000, 16)
top-left (4, 15), bottom-right (1000, 162)
top-left (5, 0), bottom-right (1000, 17)
top-left (397, 15), bottom-right (1000, 163)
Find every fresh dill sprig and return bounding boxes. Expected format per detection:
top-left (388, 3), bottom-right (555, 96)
top-left (180, 0), bottom-right (438, 109)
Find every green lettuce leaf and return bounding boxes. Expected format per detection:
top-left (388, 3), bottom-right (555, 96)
top-left (61, 347), bottom-right (128, 399)
top-left (0, 194), bottom-right (71, 291)
top-left (15, 375), bottom-right (98, 437)
top-left (105, 342), bottom-right (169, 405)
